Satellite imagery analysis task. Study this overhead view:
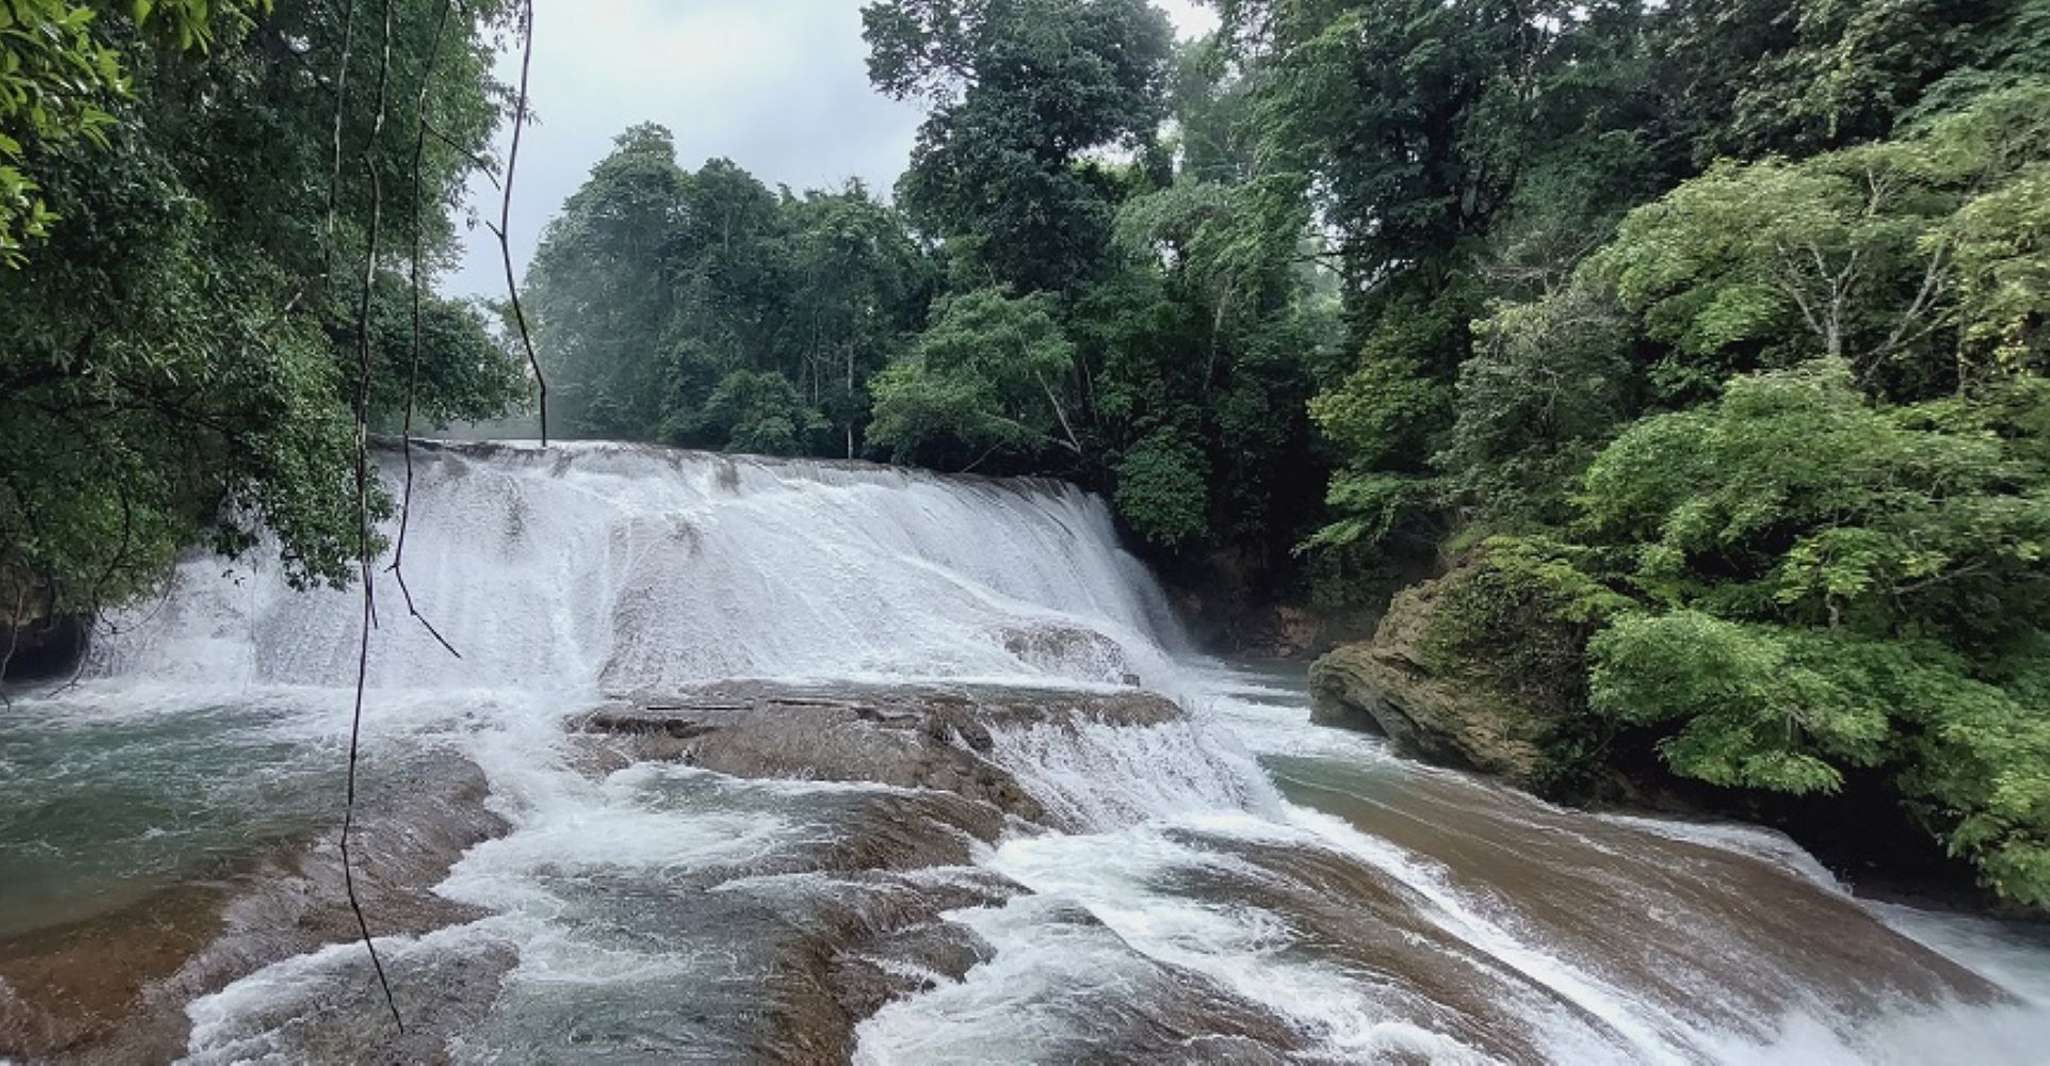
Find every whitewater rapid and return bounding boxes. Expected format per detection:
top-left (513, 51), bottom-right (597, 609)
top-left (5, 441), bottom-right (2047, 1064)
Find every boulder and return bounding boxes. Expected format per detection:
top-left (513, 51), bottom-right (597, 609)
top-left (1308, 578), bottom-right (1549, 784)
top-left (572, 680), bottom-right (1185, 829)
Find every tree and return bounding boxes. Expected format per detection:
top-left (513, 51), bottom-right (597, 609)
top-left (1655, 0), bottom-right (2013, 162)
top-left (1093, 168), bottom-right (1331, 554)
top-left (783, 182), bottom-right (932, 456)
top-left (1219, 0), bottom-right (1672, 564)
top-left (1, 0), bottom-right (522, 615)
top-left (869, 287), bottom-right (1084, 467)
top-left (527, 123), bottom-right (690, 438)
top-left (863, 0), bottom-right (1174, 291)
top-left (0, 0), bottom-right (272, 265)
top-left (1440, 280), bottom-right (1631, 529)
top-left (529, 135), bottom-right (931, 456)
top-left (1583, 82), bottom-right (2050, 401)
top-left (690, 370), bottom-right (828, 457)
top-left (1572, 364), bottom-right (2050, 900)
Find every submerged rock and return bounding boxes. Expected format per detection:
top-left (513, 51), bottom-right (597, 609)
top-left (0, 746), bottom-right (510, 1064)
top-left (572, 680), bottom-right (1184, 828)
top-left (1308, 578), bottom-right (1550, 784)
top-left (564, 681), bottom-right (1307, 1063)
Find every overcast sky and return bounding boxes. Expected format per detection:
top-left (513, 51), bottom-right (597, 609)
top-left (442, 0), bottom-right (1220, 298)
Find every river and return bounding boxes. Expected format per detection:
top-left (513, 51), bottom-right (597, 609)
top-left (3, 442), bottom-right (2047, 1063)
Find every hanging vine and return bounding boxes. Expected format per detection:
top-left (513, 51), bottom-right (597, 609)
top-left (385, 0), bottom-right (462, 660)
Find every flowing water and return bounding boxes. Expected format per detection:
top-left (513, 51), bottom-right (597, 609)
top-left (4, 441), bottom-right (2048, 1064)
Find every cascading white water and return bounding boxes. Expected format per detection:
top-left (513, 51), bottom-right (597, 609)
top-left (92, 442), bottom-right (1185, 694)
top-left (13, 439), bottom-right (2048, 1064)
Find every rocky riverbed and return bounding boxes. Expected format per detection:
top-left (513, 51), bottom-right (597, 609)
top-left (0, 745), bottom-right (507, 1062)
top-left (2, 682), bottom-right (1309, 1064)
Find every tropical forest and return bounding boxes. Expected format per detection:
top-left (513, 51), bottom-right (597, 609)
top-left (3, 0), bottom-right (2050, 1062)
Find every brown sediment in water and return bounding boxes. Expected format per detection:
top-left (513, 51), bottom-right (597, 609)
top-left (0, 745), bottom-right (510, 1064)
top-left (0, 882), bottom-right (230, 1058)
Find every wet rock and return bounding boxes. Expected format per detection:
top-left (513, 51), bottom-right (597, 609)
top-left (735, 870), bottom-right (1025, 1063)
top-left (0, 573), bottom-right (88, 682)
top-left (1182, 831), bottom-right (1610, 1063)
top-left (999, 623), bottom-right (1134, 682)
top-left (559, 682), bottom-right (1309, 1062)
top-left (1308, 578), bottom-right (1548, 784)
top-left (571, 680), bottom-right (1183, 828)
top-left (0, 745), bottom-right (511, 1064)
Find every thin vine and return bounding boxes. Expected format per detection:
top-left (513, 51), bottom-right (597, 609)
top-left (343, 0), bottom-right (405, 1033)
top-left (321, 0), bottom-right (359, 288)
top-left (386, 0), bottom-right (462, 661)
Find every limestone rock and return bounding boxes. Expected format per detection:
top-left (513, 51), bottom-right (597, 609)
top-left (572, 680), bottom-right (1184, 828)
top-left (1308, 576), bottom-right (1549, 784)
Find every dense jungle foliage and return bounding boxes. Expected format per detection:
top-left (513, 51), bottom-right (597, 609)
top-left (528, 0), bottom-right (2050, 905)
top-left (0, 0), bottom-right (527, 617)
top-left (6, 0), bottom-right (2050, 904)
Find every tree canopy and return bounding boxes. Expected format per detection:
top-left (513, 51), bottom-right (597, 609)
top-left (11, 0), bottom-right (2050, 906)
top-left (2, 0), bottom-right (526, 615)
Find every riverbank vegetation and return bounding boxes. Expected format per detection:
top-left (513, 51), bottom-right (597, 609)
top-left (531, 0), bottom-right (2050, 905)
top-left (5, 0), bottom-right (2049, 905)
top-left (0, 0), bottom-right (527, 623)
top-left (523, 1), bottom-right (1332, 577)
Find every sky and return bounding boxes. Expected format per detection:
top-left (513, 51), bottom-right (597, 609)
top-left (442, 0), bottom-right (1221, 298)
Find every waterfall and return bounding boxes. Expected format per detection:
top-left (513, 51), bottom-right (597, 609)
top-left (14, 440), bottom-right (2046, 1066)
top-left (91, 441), bottom-right (1186, 695)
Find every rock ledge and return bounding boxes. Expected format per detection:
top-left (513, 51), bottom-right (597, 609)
top-left (1308, 577), bottom-right (1549, 784)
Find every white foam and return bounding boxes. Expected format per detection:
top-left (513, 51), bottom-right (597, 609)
top-left (90, 443), bottom-right (1186, 695)
top-left (984, 716), bottom-right (1281, 831)
top-left (26, 441), bottom-right (2049, 1064)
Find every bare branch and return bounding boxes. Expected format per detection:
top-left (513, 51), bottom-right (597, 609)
top-left (425, 120), bottom-right (500, 189)
top-left (1033, 370), bottom-right (1085, 456)
top-left (1872, 239), bottom-right (1953, 365)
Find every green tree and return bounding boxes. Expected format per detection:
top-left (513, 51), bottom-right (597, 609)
top-left (0, 0), bottom-right (271, 265)
top-left (1220, 0), bottom-right (1671, 563)
top-left (691, 369), bottom-right (828, 457)
top-left (1584, 82), bottom-right (2050, 400)
top-left (527, 123), bottom-right (690, 438)
top-left (1091, 168), bottom-right (1331, 554)
top-left (1576, 365), bottom-right (2050, 899)
top-left (529, 134), bottom-right (931, 457)
top-left (2, 0), bottom-right (521, 615)
top-left (783, 182), bottom-right (932, 456)
top-left (1654, 0), bottom-right (2036, 162)
top-left (869, 287), bottom-right (1084, 467)
top-left (863, 0), bottom-right (1173, 292)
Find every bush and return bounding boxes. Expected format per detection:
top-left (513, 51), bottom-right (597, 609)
top-left (1113, 429), bottom-right (1209, 547)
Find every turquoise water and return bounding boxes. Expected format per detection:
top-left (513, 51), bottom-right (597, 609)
top-left (0, 693), bottom-right (341, 937)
